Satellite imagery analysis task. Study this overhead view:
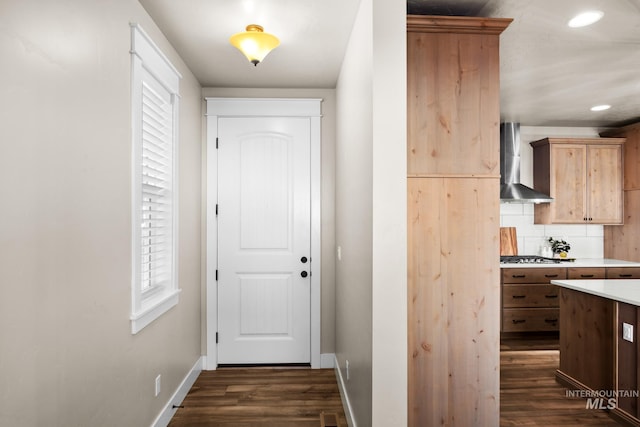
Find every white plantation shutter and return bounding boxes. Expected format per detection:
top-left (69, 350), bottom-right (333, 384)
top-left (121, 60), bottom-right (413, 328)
top-left (130, 24), bottom-right (181, 334)
top-left (140, 77), bottom-right (173, 291)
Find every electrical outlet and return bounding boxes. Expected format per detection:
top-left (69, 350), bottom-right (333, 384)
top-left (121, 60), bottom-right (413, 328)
top-left (155, 375), bottom-right (161, 397)
top-left (346, 360), bottom-right (350, 381)
top-left (623, 323), bottom-right (634, 342)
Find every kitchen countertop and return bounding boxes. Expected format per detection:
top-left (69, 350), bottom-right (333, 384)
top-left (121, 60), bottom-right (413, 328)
top-left (500, 258), bottom-right (640, 268)
top-left (551, 279), bottom-right (640, 307)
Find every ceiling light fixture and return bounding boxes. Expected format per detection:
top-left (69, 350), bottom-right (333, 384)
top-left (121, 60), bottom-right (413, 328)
top-left (568, 10), bottom-right (604, 28)
top-left (590, 104), bottom-right (611, 112)
top-left (229, 24), bottom-right (279, 66)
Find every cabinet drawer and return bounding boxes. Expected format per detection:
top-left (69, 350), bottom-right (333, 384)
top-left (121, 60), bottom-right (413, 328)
top-left (502, 268), bottom-right (566, 284)
top-left (606, 267), bottom-right (640, 279)
top-left (502, 308), bottom-right (560, 332)
top-left (502, 284), bottom-right (559, 308)
top-left (568, 267), bottom-right (606, 279)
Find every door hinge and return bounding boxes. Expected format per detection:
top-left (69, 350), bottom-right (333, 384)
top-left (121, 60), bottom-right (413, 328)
top-left (216, 332), bottom-right (219, 343)
top-left (215, 269), bottom-right (218, 281)
top-left (216, 137), bottom-right (219, 149)
top-left (216, 204), bottom-right (218, 216)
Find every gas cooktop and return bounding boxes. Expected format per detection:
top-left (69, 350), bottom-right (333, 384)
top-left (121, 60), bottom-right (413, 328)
top-left (500, 255), bottom-right (561, 264)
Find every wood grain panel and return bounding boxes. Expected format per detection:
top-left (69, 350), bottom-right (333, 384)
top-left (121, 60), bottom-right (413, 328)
top-left (550, 144), bottom-right (587, 223)
top-left (558, 287), bottom-right (614, 392)
top-left (407, 28), bottom-right (501, 176)
top-left (408, 177), bottom-right (499, 427)
top-left (601, 121), bottom-right (640, 191)
top-left (588, 144), bottom-right (624, 224)
top-left (605, 189), bottom-right (640, 261)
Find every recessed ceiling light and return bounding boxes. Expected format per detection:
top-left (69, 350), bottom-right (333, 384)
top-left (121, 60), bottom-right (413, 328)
top-left (590, 104), bottom-right (611, 112)
top-left (568, 10), bottom-right (604, 28)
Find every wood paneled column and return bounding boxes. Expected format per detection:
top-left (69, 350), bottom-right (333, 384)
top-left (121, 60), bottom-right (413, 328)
top-left (407, 15), bottom-right (511, 427)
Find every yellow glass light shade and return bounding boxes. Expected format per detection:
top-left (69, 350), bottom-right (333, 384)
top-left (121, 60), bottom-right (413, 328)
top-left (229, 24), bottom-right (280, 66)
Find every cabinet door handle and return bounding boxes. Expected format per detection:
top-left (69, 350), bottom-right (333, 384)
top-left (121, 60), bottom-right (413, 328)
top-left (512, 295), bottom-right (526, 299)
top-left (512, 319), bottom-right (526, 324)
top-left (545, 294), bottom-right (558, 298)
top-left (544, 318), bottom-right (558, 323)
top-left (619, 274), bottom-right (633, 278)
top-left (512, 274), bottom-right (526, 278)
top-left (580, 274), bottom-right (594, 278)
top-left (545, 274), bottom-right (559, 278)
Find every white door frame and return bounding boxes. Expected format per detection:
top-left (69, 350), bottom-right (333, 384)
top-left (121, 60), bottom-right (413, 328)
top-left (205, 97), bottom-right (322, 369)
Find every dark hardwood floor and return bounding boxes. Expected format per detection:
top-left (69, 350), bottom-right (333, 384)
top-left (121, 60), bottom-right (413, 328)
top-left (501, 349), bottom-right (621, 426)
top-left (168, 367), bottom-right (346, 427)
top-left (168, 346), bottom-right (622, 426)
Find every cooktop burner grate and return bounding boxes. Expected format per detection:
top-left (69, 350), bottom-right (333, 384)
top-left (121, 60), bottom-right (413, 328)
top-left (500, 255), bottom-right (561, 264)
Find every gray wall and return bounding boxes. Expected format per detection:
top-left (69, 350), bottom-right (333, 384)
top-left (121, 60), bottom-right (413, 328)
top-left (0, 1), bottom-right (203, 425)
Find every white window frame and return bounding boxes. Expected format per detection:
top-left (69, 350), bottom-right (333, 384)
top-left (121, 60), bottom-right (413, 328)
top-left (130, 24), bottom-right (182, 334)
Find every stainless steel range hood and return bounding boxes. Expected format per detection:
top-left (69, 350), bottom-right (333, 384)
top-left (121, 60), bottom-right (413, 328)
top-left (500, 122), bottom-right (553, 203)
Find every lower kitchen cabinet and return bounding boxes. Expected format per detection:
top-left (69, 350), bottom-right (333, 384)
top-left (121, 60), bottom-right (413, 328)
top-left (501, 267), bottom-right (565, 333)
top-left (607, 267), bottom-right (640, 279)
top-left (568, 267), bottom-right (606, 279)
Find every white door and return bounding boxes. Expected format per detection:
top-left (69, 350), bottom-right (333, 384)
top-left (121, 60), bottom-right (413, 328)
top-left (217, 116), bottom-right (311, 364)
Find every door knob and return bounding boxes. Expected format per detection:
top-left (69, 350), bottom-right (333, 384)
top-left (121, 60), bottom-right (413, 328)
top-left (301, 256), bottom-right (308, 264)
top-left (301, 271), bottom-right (308, 278)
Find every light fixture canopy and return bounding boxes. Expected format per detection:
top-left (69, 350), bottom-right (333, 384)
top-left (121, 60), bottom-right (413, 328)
top-left (230, 24), bottom-right (280, 66)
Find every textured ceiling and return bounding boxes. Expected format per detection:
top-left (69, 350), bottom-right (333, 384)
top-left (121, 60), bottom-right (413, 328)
top-left (140, 0), bottom-right (640, 127)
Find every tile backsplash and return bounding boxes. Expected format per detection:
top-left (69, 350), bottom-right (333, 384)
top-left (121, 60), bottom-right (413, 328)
top-left (499, 125), bottom-right (608, 259)
top-left (500, 203), bottom-right (603, 258)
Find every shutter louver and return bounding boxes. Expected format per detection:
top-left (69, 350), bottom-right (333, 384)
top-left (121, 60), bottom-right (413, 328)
top-left (140, 79), bottom-right (173, 292)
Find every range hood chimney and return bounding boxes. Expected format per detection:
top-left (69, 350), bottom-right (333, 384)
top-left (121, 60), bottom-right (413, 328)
top-left (500, 123), bottom-right (553, 203)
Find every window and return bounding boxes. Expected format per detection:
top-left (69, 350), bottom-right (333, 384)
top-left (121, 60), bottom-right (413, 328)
top-left (130, 24), bottom-right (181, 334)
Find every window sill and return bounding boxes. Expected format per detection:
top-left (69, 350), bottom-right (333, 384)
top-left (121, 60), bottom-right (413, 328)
top-left (131, 288), bottom-right (181, 334)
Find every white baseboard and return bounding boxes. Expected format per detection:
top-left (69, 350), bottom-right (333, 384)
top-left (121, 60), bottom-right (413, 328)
top-left (151, 356), bottom-right (204, 427)
top-left (334, 355), bottom-right (357, 427)
top-left (321, 353), bottom-right (335, 368)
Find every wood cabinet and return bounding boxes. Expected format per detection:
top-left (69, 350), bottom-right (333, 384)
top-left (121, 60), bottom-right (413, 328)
top-left (407, 15), bottom-right (511, 427)
top-left (556, 288), bottom-right (614, 393)
top-left (603, 122), bottom-right (640, 262)
top-left (500, 266), bottom-right (639, 337)
top-left (501, 268), bottom-right (565, 333)
top-left (531, 138), bottom-right (625, 225)
top-left (568, 267), bottom-right (606, 279)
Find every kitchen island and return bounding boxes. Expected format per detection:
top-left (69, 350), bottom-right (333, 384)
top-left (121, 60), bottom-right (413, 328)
top-left (551, 278), bottom-right (640, 426)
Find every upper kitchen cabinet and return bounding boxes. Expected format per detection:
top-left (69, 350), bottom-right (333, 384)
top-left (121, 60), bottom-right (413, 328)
top-left (531, 138), bottom-right (625, 225)
top-left (601, 122), bottom-right (640, 191)
top-left (407, 16), bottom-right (506, 176)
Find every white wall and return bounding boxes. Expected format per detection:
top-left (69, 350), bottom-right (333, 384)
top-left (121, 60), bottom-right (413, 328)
top-left (500, 126), bottom-right (606, 258)
top-left (370, 0), bottom-right (407, 425)
top-left (0, 1), bottom-right (202, 425)
top-left (335, 0), bottom-right (407, 424)
top-left (335, 0), bottom-right (374, 422)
